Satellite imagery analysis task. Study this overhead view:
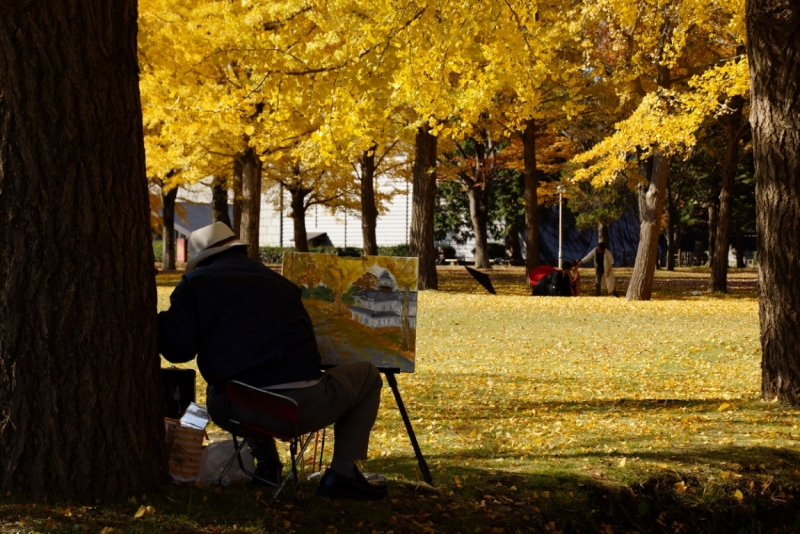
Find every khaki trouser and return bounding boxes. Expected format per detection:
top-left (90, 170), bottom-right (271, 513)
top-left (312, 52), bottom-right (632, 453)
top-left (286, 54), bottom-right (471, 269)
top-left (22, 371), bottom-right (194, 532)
top-left (208, 361), bottom-right (383, 475)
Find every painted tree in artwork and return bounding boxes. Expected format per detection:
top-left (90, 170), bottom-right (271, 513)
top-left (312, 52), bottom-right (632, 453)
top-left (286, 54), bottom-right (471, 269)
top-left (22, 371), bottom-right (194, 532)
top-left (317, 256), bottom-right (367, 315)
top-left (375, 257), bottom-right (417, 351)
top-left (283, 253), bottom-right (323, 294)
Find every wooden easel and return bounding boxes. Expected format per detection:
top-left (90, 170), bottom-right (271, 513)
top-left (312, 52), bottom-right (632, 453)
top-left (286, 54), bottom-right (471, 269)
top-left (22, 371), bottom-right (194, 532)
top-left (381, 368), bottom-right (433, 484)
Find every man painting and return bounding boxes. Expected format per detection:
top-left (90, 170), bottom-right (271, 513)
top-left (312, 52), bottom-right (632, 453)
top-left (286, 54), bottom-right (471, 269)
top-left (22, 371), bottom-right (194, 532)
top-left (158, 222), bottom-right (387, 500)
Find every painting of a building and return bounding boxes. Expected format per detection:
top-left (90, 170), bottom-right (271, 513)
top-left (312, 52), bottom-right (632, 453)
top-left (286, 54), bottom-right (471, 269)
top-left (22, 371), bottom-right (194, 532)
top-left (282, 253), bottom-right (417, 372)
top-left (348, 288), bottom-right (417, 329)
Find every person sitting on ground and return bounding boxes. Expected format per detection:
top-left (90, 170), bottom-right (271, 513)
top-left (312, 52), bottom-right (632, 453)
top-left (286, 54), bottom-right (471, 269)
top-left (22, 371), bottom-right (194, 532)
top-left (532, 262), bottom-right (573, 296)
top-left (577, 241), bottom-right (619, 297)
top-left (158, 222), bottom-right (387, 501)
top-left (436, 246), bottom-right (447, 265)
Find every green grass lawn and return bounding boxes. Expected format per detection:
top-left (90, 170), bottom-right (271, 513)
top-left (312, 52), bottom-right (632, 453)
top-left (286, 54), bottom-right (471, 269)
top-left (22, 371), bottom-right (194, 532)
top-left (6, 267), bottom-right (800, 533)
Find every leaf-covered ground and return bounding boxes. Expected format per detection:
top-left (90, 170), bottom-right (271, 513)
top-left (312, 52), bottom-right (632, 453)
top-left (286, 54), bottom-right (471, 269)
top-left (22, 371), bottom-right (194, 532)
top-left (6, 267), bottom-right (800, 533)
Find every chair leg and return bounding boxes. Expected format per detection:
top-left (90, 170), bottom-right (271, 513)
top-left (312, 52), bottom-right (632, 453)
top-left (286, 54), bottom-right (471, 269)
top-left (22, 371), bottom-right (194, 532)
top-left (269, 433), bottom-right (315, 502)
top-left (218, 435), bottom-right (249, 487)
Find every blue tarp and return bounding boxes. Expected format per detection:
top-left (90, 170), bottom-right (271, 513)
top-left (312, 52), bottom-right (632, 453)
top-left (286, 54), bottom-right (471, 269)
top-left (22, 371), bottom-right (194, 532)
top-left (532, 207), bottom-right (641, 267)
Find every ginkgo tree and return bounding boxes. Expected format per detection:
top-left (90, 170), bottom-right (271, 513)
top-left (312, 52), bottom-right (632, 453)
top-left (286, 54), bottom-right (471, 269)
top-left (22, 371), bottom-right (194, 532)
top-left (568, 0), bottom-right (748, 300)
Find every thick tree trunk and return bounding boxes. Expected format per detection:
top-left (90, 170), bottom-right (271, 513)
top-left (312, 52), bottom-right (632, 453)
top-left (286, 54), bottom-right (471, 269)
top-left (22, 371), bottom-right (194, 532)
top-left (161, 186), bottom-right (178, 271)
top-left (626, 149), bottom-right (670, 300)
top-left (710, 94), bottom-right (745, 292)
top-left (211, 175), bottom-right (231, 228)
top-left (666, 218), bottom-right (678, 271)
top-left (707, 200), bottom-right (718, 268)
top-left (665, 177), bottom-right (677, 271)
top-left (232, 157), bottom-right (243, 236)
top-left (360, 147), bottom-right (379, 255)
top-left (239, 147), bottom-right (262, 261)
top-left (289, 184), bottom-right (312, 253)
top-left (736, 230), bottom-right (746, 268)
top-left (467, 185), bottom-right (491, 269)
top-left (409, 126), bottom-right (438, 290)
top-left (0, 0), bottom-right (165, 499)
top-left (747, 0), bottom-right (800, 403)
top-left (522, 119), bottom-right (540, 274)
top-left (506, 220), bottom-right (523, 264)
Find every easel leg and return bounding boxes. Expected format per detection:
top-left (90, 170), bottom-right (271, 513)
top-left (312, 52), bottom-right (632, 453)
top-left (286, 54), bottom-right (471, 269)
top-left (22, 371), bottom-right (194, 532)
top-left (383, 371), bottom-right (433, 485)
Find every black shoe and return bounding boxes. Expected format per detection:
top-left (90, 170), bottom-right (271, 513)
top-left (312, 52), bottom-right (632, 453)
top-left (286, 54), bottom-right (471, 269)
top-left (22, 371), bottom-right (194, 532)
top-left (316, 468), bottom-right (388, 501)
top-left (612, 290), bottom-right (620, 297)
top-left (252, 459), bottom-right (283, 486)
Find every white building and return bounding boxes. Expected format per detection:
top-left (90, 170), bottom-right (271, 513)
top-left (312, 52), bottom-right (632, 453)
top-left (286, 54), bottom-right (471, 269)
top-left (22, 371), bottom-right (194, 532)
top-left (174, 178), bottom-right (483, 261)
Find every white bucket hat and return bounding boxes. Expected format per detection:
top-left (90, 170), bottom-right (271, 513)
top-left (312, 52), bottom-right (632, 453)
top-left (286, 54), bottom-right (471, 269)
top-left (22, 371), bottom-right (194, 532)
top-left (185, 222), bottom-right (248, 272)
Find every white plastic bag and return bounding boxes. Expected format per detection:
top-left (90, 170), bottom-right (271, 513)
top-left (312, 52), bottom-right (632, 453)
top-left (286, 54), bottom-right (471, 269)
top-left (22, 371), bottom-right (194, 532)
top-left (198, 440), bottom-right (255, 485)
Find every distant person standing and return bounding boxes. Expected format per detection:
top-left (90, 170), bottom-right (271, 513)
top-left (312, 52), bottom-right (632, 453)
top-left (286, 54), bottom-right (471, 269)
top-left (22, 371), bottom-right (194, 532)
top-left (578, 242), bottom-right (619, 297)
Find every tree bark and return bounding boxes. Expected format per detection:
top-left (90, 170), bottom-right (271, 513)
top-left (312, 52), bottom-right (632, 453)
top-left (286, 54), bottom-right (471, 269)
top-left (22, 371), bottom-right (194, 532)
top-left (736, 230), bottom-right (746, 268)
top-left (665, 176), bottom-right (678, 271)
top-left (522, 119), bottom-right (540, 274)
top-left (467, 183), bottom-right (491, 269)
top-left (747, 0), bottom-right (800, 403)
top-left (506, 220), bottom-right (523, 264)
top-left (0, 0), bottom-right (165, 499)
top-left (239, 147), bottom-right (262, 261)
top-left (409, 126), bottom-right (438, 290)
top-left (626, 148), bottom-right (670, 300)
top-left (161, 186), bottom-right (178, 271)
top-left (707, 200), bottom-right (718, 268)
top-left (211, 175), bottom-right (231, 228)
top-left (360, 146), bottom-right (379, 255)
top-left (289, 181), bottom-right (312, 253)
top-left (232, 157), bottom-right (243, 236)
top-left (710, 94), bottom-right (745, 292)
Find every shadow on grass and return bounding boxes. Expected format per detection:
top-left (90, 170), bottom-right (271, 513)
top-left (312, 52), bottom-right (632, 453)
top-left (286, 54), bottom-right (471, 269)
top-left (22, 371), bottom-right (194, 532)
top-left (365, 449), bottom-right (800, 533)
top-left (3, 446), bottom-right (798, 533)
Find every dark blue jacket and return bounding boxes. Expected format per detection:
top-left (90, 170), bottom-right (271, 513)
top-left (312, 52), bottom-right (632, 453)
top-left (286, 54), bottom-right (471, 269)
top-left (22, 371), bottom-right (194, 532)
top-left (158, 249), bottom-right (322, 389)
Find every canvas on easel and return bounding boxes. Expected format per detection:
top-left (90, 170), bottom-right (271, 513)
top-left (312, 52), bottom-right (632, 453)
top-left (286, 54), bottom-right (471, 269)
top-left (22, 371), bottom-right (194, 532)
top-left (282, 252), bottom-right (431, 484)
top-left (281, 253), bottom-right (418, 373)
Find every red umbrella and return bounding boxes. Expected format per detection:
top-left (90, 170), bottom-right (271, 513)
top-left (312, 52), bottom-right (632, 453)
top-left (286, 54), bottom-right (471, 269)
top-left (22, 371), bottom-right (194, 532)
top-left (528, 265), bottom-right (556, 286)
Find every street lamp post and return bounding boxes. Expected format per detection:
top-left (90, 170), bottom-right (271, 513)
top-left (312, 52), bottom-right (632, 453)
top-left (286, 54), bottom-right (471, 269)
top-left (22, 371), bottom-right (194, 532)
top-left (556, 184), bottom-right (566, 269)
